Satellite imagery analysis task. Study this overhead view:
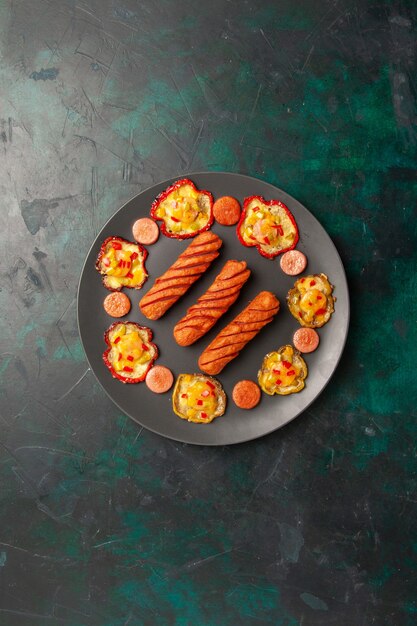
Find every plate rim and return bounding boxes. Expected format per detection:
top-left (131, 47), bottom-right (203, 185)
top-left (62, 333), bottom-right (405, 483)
top-left (77, 171), bottom-right (350, 446)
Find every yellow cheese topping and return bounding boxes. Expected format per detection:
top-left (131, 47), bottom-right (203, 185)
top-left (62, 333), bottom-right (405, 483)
top-left (100, 241), bottom-right (146, 290)
top-left (287, 274), bottom-right (334, 328)
top-left (258, 346), bottom-right (307, 396)
top-left (178, 375), bottom-right (217, 421)
top-left (108, 324), bottom-right (153, 379)
top-left (297, 288), bottom-right (328, 323)
top-left (155, 184), bottom-right (210, 234)
top-left (172, 373), bottom-right (226, 423)
top-left (240, 199), bottom-right (297, 253)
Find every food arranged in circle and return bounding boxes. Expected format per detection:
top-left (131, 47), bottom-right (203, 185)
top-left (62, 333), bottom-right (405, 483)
top-left (280, 249), bottom-right (307, 276)
top-left (287, 273), bottom-right (335, 328)
top-left (96, 237), bottom-right (148, 291)
top-left (145, 365), bottom-right (174, 394)
top-left (258, 345), bottom-right (307, 396)
top-left (103, 292), bottom-right (131, 318)
top-left (103, 322), bottom-right (158, 384)
top-left (232, 380), bottom-right (261, 409)
top-left (172, 373), bottom-right (226, 423)
top-left (213, 196), bottom-right (241, 226)
top-left (96, 178), bottom-right (337, 425)
top-left (236, 196), bottom-right (299, 259)
top-left (293, 328), bottom-right (320, 353)
top-left (132, 218), bottom-right (159, 245)
top-left (151, 178), bottom-right (214, 239)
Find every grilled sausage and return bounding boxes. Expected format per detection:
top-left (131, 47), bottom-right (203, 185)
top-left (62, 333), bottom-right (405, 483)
top-left (198, 291), bottom-right (280, 375)
top-left (139, 231), bottom-right (222, 320)
top-left (173, 260), bottom-right (251, 346)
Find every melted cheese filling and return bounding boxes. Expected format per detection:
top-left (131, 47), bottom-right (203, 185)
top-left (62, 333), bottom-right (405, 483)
top-left (240, 199), bottom-right (296, 252)
top-left (175, 375), bottom-right (219, 422)
top-left (155, 184), bottom-right (210, 234)
top-left (101, 241), bottom-right (145, 289)
top-left (299, 289), bottom-right (327, 319)
top-left (108, 324), bottom-right (154, 379)
top-left (259, 346), bottom-right (301, 393)
top-left (290, 276), bottom-right (331, 324)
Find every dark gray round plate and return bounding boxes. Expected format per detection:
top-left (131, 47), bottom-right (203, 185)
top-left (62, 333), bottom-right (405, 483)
top-left (78, 172), bottom-right (349, 446)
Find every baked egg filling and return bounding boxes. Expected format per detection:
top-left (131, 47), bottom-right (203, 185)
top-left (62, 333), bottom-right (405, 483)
top-left (239, 198), bottom-right (297, 256)
top-left (100, 240), bottom-right (146, 290)
top-left (154, 184), bottom-right (211, 236)
top-left (108, 323), bottom-right (156, 380)
top-left (258, 345), bottom-right (307, 396)
top-left (172, 374), bottom-right (226, 423)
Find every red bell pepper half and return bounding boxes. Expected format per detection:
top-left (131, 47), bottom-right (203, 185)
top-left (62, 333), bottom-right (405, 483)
top-left (236, 196), bottom-right (299, 259)
top-left (103, 321), bottom-right (158, 384)
top-left (95, 236), bottom-right (148, 291)
top-left (150, 178), bottom-right (214, 239)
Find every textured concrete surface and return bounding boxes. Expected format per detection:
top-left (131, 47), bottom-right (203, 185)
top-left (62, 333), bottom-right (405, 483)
top-left (0, 0), bottom-right (416, 624)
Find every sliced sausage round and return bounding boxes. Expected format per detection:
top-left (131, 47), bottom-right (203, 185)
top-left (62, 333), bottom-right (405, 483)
top-left (145, 365), bottom-right (174, 393)
top-left (293, 328), bottom-right (320, 353)
top-left (280, 250), bottom-right (307, 275)
top-left (213, 196), bottom-right (241, 226)
top-left (132, 218), bottom-right (159, 245)
top-left (103, 292), bottom-right (131, 317)
top-left (232, 380), bottom-right (261, 409)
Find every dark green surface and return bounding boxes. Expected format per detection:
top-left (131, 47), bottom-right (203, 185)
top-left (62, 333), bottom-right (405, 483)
top-left (0, 0), bottom-right (416, 624)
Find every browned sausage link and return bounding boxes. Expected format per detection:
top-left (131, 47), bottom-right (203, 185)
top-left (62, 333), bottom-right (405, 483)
top-left (198, 291), bottom-right (280, 375)
top-left (173, 260), bottom-right (251, 346)
top-left (139, 232), bottom-right (222, 320)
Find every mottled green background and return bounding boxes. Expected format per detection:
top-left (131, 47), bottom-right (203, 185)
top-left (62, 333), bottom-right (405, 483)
top-left (0, 0), bottom-right (416, 624)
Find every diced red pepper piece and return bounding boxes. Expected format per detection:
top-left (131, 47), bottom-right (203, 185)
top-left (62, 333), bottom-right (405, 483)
top-left (316, 308), bottom-right (326, 315)
top-left (272, 369), bottom-right (281, 374)
top-left (310, 280), bottom-right (316, 286)
top-left (127, 355), bottom-right (134, 362)
top-left (142, 343), bottom-right (149, 351)
top-left (276, 379), bottom-right (282, 385)
top-left (317, 295), bottom-right (322, 300)
top-left (112, 241), bottom-right (122, 250)
top-left (123, 366), bottom-right (133, 372)
top-left (126, 272), bottom-right (134, 279)
top-left (201, 412), bottom-right (208, 419)
top-left (308, 301), bottom-right (313, 306)
top-left (197, 399), bottom-right (203, 406)
top-left (272, 224), bottom-right (284, 236)
top-left (114, 336), bottom-right (121, 344)
top-left (287, 370), bottom-right (296, 376)
top-left (206, 381), bottom-right (215, 389)
top-left (300, 278), bottom-right (305, 283)
top-left (264, 236), bottom-right (270, 245)
top-left (181, 393), bottom-right (188, 398)
top-left (118, 353), bottom-right (122, 361)
top-left (171, 216), bottom-right (180, 223)
top-left (298, 312), bottom-right (302, 318)
top-left (130, 252), bottom-right (138, 260)
top-left (282, 361), bottom-right (291, 369)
